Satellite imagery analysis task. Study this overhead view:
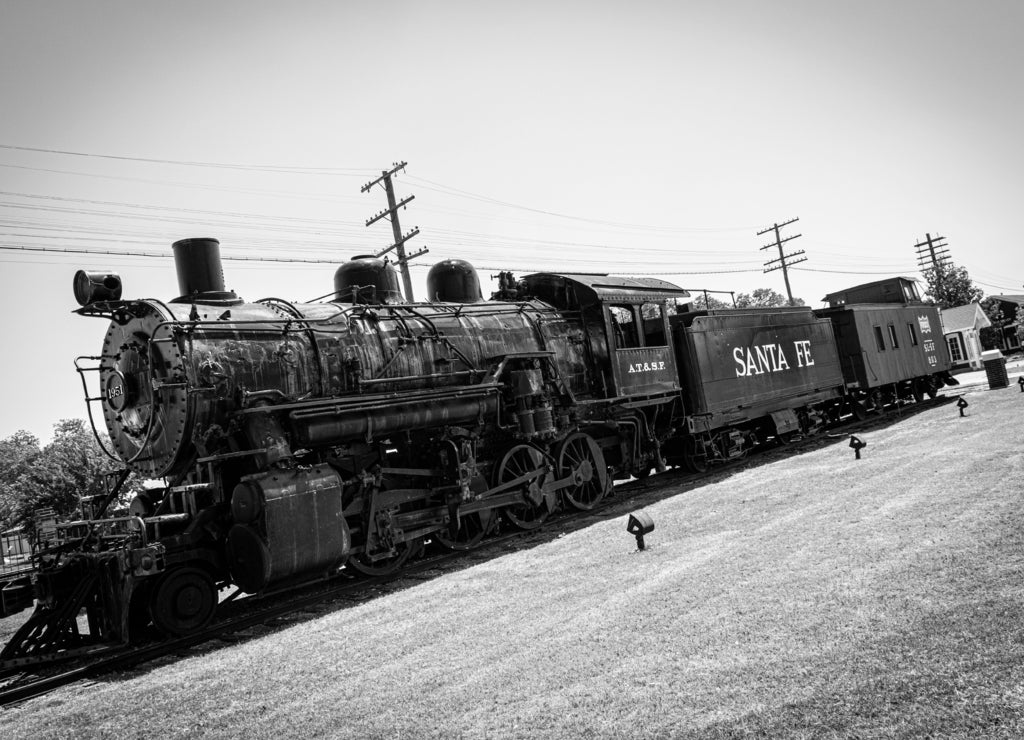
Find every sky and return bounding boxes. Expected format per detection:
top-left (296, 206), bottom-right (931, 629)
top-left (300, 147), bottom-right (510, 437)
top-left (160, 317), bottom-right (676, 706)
top-left (0, 0), bottom-right (1022, 443)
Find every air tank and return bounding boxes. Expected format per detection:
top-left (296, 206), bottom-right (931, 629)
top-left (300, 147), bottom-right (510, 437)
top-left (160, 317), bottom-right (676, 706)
top-left (426, 259), bottom-right (483, 303)
top-left (334, 255), bottom-right (403, 304)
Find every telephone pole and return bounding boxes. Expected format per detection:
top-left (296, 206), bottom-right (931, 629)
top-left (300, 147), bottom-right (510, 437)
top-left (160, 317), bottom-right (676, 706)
top-left (757, 217), bottom-right (806, 306)
top-left (361, 161), bottom-right (428, 301)
top-left (914, 232), bottom-right (950, 299)
top-left (914, 232), bottom-right (950, 272)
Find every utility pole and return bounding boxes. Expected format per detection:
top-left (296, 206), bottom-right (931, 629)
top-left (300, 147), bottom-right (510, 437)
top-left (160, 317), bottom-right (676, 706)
top-left (757, 217), bottom-right (806, 306)
top-left (914, 232), bottom-right (950, 300)
top-left (914, 232), bottom-right (950, 272)
top-left (361, 161), bottom-right (428, 301)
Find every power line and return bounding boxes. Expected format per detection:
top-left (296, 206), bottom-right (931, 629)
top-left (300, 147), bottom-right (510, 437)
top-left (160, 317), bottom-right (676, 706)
top-left (0, 191), bottom-right (768, 257)
top-left (0, 163), bottom-right (359, 204)
top-left (0, 244), bottom-right (340, 264)
top-left (974, 279), bottom-right (1024, 293)
top-left (0, 243), bottom-right (772, 276)
top-left (2, 239), bottom-right (925, 278)
top-left (0, 190), bottom-right (359, 226)
top-left (405, 174), bottom-right (756, 234)
top-left (3, 146), bottom-right (753, 234)
top-left (791, 266), bottom-right (919, 276)
top-left (0, 143), bottom-right (375, 175)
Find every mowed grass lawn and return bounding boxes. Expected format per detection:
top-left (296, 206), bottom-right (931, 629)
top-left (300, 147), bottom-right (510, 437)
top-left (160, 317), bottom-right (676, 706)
top-left (3, 387), bottom-right (1023, 739)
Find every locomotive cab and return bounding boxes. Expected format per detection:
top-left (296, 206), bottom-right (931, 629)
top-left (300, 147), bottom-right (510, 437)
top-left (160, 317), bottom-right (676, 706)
top-left (521, 273), bottom-right (689, 399)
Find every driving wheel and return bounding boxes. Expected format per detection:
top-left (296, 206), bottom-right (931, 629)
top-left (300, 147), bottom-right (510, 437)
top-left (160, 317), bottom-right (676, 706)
top-left (496, 444), bottom-right (550, 530)
top-left (556, 433), bottom-right (610, 510)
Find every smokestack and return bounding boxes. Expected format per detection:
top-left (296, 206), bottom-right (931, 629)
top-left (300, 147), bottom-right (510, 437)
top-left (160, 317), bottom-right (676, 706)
top-left (171, 237), bottom-right (237, 302)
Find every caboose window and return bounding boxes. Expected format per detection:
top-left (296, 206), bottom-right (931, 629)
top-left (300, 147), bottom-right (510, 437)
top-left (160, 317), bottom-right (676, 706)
top-left (608, 305), bottom-right (640, 349)
top-left (887, 324), bottom-right (899, 349)
top-left (873, 325), bottom-right (886, 351)
top-left (907, 323), bottom-right (919, 346)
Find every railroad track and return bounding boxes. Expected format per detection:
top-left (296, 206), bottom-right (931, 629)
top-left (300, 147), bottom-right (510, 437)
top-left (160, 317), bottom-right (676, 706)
top-left (0, 397), bottom-right (948, 708)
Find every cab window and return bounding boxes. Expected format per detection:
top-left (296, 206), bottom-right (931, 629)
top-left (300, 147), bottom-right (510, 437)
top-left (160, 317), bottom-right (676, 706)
top-left (640, 302), bottom-right (667, 346)
top-left (608, 305), bottom-right (640, 348)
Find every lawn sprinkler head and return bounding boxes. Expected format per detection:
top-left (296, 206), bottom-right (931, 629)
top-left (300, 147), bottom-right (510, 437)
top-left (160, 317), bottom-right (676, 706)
top-left (849, 435), bottom-right (866, 460)
top-left (1018, 376), bottom-right (1024, 393)
top-left (626, 510), bottom-right (655, 551)
top-left (957, 396), bottom-right (969, 417)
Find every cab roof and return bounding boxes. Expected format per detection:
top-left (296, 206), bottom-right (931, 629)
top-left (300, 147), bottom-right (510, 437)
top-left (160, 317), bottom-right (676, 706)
top-left (524, 273), bottom-right (690, 306)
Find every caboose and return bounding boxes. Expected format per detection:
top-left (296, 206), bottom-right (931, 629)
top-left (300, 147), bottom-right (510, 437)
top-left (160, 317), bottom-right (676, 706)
top-left (816, 277), bottom-right (955, 408)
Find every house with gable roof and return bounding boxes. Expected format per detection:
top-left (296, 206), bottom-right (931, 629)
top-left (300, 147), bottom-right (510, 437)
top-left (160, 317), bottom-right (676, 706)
top-left (940, 303), bottom-right (990, 370)
top-left (986, 294), bottom-right (1024, 352)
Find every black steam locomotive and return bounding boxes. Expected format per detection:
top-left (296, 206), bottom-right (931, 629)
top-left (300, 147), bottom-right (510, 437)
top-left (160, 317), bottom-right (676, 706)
top-left (0, 239), bottom-right (954, 660)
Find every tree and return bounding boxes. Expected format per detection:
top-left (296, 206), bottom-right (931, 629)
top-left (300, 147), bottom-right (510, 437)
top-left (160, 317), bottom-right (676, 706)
top-left (1017, 304), bottom-right (1024, 344)
top-left (0, 420), bottom-right (143, 530)
top-left (734, 287), bottom-right (805, 308)
top-left (979, 297), bottom-right (1008, 351)
top-left (921, 261), bottom-right (983, 309)
top-left (0, 430), bottom-right (40, 528)
top-left (690, 293), bottom-right (731, 310)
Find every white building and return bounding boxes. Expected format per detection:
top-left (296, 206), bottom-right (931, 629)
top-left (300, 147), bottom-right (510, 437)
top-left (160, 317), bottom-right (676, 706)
top-left (940, 303), bottom-right (991, 370)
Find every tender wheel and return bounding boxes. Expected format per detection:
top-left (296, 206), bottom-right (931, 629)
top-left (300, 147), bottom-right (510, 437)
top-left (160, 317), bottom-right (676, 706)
top-left (775, 430), bottom-right (797, 446)
top-left (149, 567), bottom-right (218, 637)
top-left (496, 444), bottom-right (550, 530)
top-left (347, 539), bottom-right (418, 577)
top-left (436, 511), bottom-right (492, 551)
top-left (849, 399), bottom-right (868, 420)
top-left (557, 433), bottom-right (610, 510)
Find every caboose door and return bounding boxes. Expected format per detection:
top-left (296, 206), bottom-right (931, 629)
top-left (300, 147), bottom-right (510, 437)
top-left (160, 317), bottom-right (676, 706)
top-left (606, 303), bottom-right (680, 397)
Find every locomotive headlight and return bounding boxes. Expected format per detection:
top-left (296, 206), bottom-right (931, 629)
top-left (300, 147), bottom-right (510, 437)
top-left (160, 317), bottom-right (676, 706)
top-left (74, 269), bottom-right (123, 306)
